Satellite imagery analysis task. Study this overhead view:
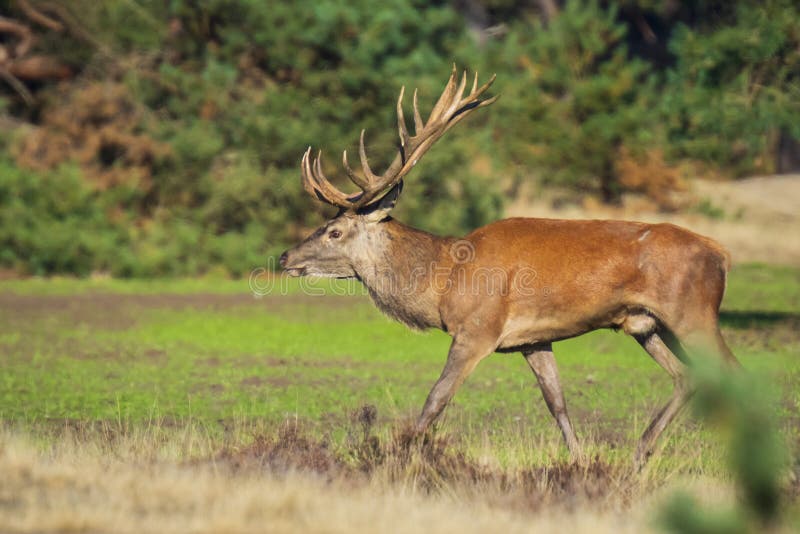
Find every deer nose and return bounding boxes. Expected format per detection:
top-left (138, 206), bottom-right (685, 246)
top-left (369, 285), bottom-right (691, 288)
top-left (279, 251), bottom-right (289, 268)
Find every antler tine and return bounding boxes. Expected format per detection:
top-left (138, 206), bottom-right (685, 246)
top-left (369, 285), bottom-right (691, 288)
top-left (342, 149), bottom-right (370, 190)
top-left (468, 72), bottom-right (497, 101)
top-left (394, 131), bottom-right (441, 179)
top-left (396, 86), bottom-right (411, 160)
top-left (412, 88), bottom-right (424, 135)
top-left (443, 73), bottom-right (498, 133)
top-left (444, 70), bottom-right (468, 119)
top-left (443, 93), bottom-right (499, 133)
top-left (300, 148), bottom-right (320, 199)
top-left (318, 150), bottom-right (363, 206)
top-left (311, 151), bottom-right (347, 205)
top-left (301, 148), bottom-right (358, 208)
top-left (427, 64), bottom-right (459, 123)
top-left (357, 129), bottom-right (380, 189)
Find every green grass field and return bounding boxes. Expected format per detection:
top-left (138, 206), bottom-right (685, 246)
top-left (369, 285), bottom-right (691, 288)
top-left (1, 264), bottom-right (798, 470)
top-left (1, 264), bottom-right (798, 533)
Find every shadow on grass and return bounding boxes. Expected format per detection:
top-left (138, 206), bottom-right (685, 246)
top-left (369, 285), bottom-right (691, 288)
top-left (719, 310), bottom-right (800, 329)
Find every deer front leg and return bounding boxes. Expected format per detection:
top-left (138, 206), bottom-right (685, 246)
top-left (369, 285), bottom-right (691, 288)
top-left (414, 335), bottom-right (496, 434)
top-left (522, 344), bottom-right (582, 459)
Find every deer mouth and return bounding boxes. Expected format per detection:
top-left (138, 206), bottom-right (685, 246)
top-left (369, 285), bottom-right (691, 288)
top-left (283, 267), bottom-right (306, 277)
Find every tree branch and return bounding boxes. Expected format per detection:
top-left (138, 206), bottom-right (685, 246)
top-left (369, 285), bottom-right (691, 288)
top-left (0, 66), bottom-right (34, 104)
top-left (0, 16), bottom-right (33, 57)
top-left (16, 0), bottom-right (64, 32)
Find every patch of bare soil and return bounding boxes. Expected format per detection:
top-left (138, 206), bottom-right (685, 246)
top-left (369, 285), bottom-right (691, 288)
top-left (507, 174), bottom-right (800, 266)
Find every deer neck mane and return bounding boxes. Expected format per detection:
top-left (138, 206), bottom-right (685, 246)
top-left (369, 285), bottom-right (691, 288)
top-left (352, 218), bottom-right (452, 330)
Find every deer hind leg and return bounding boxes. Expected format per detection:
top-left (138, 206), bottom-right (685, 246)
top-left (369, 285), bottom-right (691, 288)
top-left (681, 321), bottom-right (741, 369)
top-left (669, 309), bottom-right (740, 369)
top-left (714, 327), bottom-right (740, 368)
top-left (522, 343), bottom-right (582, 459)
top-left (414, 334), bottom-right (496, 435)
top-left (626, 314), bottom-right (690, 469)
top-left (630, 309), bottom-right (740, 468)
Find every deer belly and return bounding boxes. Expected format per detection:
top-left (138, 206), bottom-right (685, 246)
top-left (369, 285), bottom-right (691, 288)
top-left (497, 318), bottom-right (585, 349)
top-left (496, 302), bottom-right (627, 349)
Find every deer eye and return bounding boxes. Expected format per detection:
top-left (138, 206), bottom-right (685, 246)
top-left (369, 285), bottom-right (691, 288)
top-left (329, 229), bottom-right (342, 239)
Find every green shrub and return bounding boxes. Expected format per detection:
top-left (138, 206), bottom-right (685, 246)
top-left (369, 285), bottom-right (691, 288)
top-left (0, 161), bottom-right (128, 276)
top-left (660, 0), bottom-right (800, 175)
top-left (1, 0), bottom-right (798, 276)
top-left (488, 0), bottom-right (656, 201)
top-left (659, 359), bottom-right (788, 532)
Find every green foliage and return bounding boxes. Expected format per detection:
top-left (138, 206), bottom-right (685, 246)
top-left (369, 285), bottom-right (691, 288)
top-left (121, 0), bottom-right (501, 267)
top-left (0, 160), bottom-right (127, 276)
top-left (0, 0), bottom-right (797, 275)
top-left (490, 0), bottom-right (654, 200)
top-left (0, 0), bottom-right (507, 277)
top-left (694, 364), bottom-right (786, 521)
top-left (660, 359), bottom-right (788, 532)
top-left (660, 493), bottom-right (748, 534)
top-left (660, 0), bottom-right (800, 175)
top-left (0, 156), bottom-right (294, 277)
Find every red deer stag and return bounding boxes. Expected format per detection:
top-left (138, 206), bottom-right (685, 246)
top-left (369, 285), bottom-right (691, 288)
top-left (280, 67), bottom-right (739, 466)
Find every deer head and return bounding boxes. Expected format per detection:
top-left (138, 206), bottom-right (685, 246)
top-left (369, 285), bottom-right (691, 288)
top-left (279, 66), bottom-right (497, 278)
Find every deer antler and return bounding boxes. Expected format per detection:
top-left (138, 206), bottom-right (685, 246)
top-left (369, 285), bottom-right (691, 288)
top-left (301, 65), bottom-right (497, 210)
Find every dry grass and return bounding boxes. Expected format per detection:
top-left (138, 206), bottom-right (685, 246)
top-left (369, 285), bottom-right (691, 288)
top-left (615, 146), bottom-right (688, 210)
top-left (0, 419), bottom-right (745, 534)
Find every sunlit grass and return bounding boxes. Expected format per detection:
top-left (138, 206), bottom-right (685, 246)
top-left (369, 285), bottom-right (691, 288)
top-left (1, 263), bottom-right (797, 475)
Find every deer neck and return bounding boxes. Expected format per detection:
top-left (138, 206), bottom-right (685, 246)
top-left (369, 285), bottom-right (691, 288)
top-left (353, 218), bottom-right (452, 330)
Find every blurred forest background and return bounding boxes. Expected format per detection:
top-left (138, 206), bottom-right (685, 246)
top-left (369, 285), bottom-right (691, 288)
top-left (0, 0), bottom-right (798, 277)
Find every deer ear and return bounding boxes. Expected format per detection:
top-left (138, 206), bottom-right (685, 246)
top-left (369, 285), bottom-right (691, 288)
top-left (360, 180), bottom-right (403, 222)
